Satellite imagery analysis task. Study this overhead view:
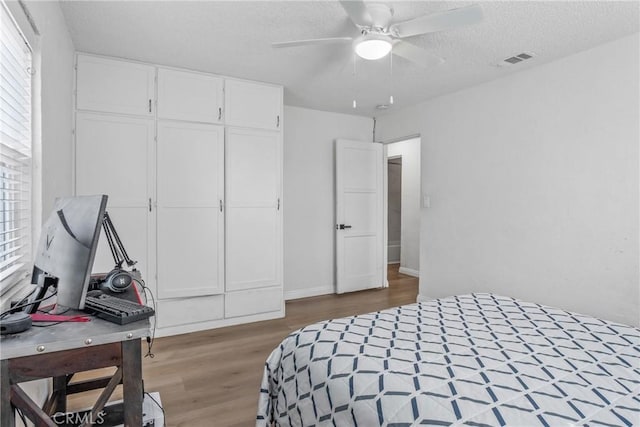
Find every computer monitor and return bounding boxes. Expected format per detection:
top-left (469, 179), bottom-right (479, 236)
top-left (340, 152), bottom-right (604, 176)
top-left (30, 195), bottom-right (108, 311)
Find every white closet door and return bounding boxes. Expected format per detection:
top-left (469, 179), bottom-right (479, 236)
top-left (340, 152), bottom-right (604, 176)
top-left (75, 112), bottom-right (154, 282)
top-left (224, 79), bottom-right (282, 131)
top-left (226, 128), bottom-right (281, 292)
top-left (157, 121), bottom-right (224, 298)
top-left (76, 55), bottom-right (155, 117)
top-left (157, 68), bottom-right (223, 124)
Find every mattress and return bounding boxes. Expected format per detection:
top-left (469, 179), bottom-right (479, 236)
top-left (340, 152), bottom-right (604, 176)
top-left (257, 294), bottom-right (640, 426)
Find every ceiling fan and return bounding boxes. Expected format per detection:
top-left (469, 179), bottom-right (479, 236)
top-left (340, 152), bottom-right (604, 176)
top-left (272, 1), bottom-right (483, 68)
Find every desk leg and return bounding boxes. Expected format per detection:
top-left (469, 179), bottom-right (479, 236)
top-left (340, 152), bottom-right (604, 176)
top-left (10, 385), bottom-right (56, 427)
top-left (52, 375), bottom-right (68, 414)
top-left (121, 340), bottom-right (143, 426)
top-left (1, 360), bottom-right (15, 427)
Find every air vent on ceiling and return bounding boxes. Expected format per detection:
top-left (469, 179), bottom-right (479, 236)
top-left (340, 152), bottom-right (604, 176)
top-left (501, 52), bottom-right (536, 66)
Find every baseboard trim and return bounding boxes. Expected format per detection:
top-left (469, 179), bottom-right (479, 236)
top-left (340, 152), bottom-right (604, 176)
top-left (416, 294), bottom-right (430, 303)
top-left (285, 285), bottom-right (334, 301)
top-left (398, 267), bottom-right (419, 278)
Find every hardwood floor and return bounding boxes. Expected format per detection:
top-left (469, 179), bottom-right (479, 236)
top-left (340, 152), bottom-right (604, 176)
top-left (68, 264), bottom-right (418, 426)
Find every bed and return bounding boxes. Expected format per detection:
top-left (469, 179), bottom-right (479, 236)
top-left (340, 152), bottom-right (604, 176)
top-left (257, 294), bottom-right (640, 426)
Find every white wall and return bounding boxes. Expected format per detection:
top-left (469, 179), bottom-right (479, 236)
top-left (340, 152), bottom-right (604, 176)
top-left (29, 1), bottom-right (76, 216)
top-left (376, 33), bottom-right (640, 326)
top-left (284, 106), bottom-right (373, 300)
top-left (386, 138), bottom-right (420, 276)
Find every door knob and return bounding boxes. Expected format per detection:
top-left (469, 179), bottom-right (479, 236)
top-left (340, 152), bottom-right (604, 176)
top-left (336, 224), bottom-right (352, 230)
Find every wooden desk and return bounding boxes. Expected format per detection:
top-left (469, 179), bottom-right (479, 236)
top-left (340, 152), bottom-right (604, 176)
top-left (0, 317), bottom-right (150, 426)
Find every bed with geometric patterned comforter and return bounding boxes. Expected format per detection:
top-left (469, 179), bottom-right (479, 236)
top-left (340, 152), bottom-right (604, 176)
top-left (257, 294), bottom-right (640, 426)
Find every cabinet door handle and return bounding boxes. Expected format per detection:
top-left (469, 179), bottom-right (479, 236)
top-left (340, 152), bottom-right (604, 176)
top-left (148, 99), bottom-right (152, 113)
top-left (220, 199), bottom-right (223, 212)
top-left (277, 198), bottom-right (280, 210)
top-left (276, 115), bottom-right (280, 128)
top-left (218, 107), bottom-right (222, 121)
top-left (148, 198), bottom-right (152, 212)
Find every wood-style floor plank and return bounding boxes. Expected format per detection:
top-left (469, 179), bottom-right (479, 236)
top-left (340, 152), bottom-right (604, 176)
top-left (68, 264), bottom-right (418, 426)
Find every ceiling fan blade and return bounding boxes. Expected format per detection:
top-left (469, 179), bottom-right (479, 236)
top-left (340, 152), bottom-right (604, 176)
top-left (390, 4), bottom-right (483, 38)
top-left (272, 37), bottom-right (353, 49)
top-left (339, 0), bottom-right (373, 28)
top-left (392, 41), bottom-right (444, 68)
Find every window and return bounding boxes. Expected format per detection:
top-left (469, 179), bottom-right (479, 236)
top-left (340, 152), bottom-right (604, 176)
top-left (0, 3), bottom-right (32, 300)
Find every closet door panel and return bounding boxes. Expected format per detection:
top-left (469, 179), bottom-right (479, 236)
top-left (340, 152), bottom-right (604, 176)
top-left (225, 287), bottom-right (282, 318)
top-left (157, 208), bottom-right (221, 298)
top-left (224, 79), bottom-right (282, 130)
top-left (75, 113), bottom-right (153, 207)
top-left (76, 55), bottom-right (155, 116)
top-left (156, 121), bottom-right (224, 298)
top-left (157, 295), bottom-right (224, 328)
top-left (157, 121), bottom-right (223, 206)
top-left (226, 130), bottom-right (279, 205)
top-left (226, 208), bottom-right (279, 291)
top-left (157, 68), bottom-right (223, 123)
top-left (74, 113), bottom-right (154, 285)
top-left (226, 128), bottom-right (281, 292)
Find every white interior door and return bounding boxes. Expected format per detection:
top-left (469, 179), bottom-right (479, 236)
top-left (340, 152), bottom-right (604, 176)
top-left (335, 139), bottom-right (384, 294)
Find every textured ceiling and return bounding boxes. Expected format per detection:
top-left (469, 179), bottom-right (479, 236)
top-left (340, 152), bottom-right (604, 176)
top-left (59, 1), bottom-right (639, 116)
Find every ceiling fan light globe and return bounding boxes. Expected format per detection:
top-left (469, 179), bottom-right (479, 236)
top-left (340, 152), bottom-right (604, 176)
top-left (354, 34), bottom-right (392, 60)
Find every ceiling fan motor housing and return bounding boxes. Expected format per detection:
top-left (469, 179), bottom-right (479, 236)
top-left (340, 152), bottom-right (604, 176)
top-left (366, 3), bottom-right (394, 30)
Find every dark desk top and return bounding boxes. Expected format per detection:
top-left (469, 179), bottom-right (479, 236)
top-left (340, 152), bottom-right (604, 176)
top-left (0, 314), bottom-right (150, 360)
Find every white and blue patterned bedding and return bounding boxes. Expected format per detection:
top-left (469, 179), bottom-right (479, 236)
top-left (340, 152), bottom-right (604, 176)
top-left (257, 294), bottom-right (640, 426)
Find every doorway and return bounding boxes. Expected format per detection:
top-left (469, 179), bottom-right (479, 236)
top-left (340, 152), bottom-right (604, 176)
top-left (387, 156), bottom-right (402, 265)
top-left (385, 137), bottom-right (420, 281)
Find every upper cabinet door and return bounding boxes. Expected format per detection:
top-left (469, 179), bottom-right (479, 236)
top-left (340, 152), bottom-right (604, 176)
top-left (224, 79), bottom-right (282, 130)
top-left (157, 68), bottom-right (223, 123)
top-left (76, 55), bottom-right (155, 117)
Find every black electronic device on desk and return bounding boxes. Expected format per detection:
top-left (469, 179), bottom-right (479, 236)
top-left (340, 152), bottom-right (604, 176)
top-left (30, 195), bottom-right (109, 314)
top-left (2, 195), bottom-right (107, 335)
top-left (1, 195), bottom-right (156, 333)
top-left (83, 209), bottom-right (155, 325)
top-left (84, 291), bottom-right (154, 325)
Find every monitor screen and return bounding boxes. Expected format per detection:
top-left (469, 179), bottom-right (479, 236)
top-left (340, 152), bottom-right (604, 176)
top-left (31, 195), bottom-right (108, 311)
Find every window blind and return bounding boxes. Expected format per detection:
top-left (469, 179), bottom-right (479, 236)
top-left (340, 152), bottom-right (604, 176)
top-left (0, 2), bottom-right (32, 298)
